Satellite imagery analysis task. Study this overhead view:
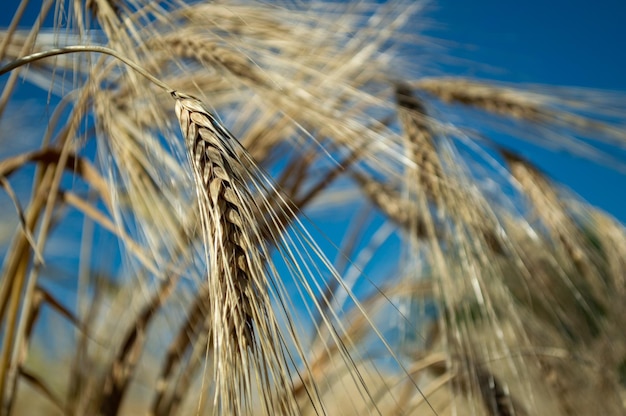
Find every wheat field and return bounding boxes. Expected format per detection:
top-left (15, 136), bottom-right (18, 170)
top-left (0, 1), bottom-right (625, 415)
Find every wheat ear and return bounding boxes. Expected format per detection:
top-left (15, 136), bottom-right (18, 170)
top-left (172, 91), bottom-right (298, 415)
top-left (395, 83), bottom-right (507, 255)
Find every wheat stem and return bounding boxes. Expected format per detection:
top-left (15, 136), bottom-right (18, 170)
top-left (0, 45), bottom-right (173, 94)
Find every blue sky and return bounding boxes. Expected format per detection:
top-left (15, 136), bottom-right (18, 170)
top-left (428, 0), bottom-right (626, 223)
top-left (431, 0), bottom-right (626, 88)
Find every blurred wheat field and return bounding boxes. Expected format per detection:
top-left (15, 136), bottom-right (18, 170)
top-left (0, 1), bottom-right (625, 415)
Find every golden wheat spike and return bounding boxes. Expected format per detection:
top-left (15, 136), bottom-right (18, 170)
top-left (173, 91), bottom-right (299, 415)
top-left (395, 82), bottom-right (444, 203)
top-left (413, 78), bottom-right (545, 121)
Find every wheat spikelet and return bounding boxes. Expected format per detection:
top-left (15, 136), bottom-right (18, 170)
top-left (504, 153), bottom-right (585, 258)
top-left (414, 77), bottom-right (626, 168)
top-left (395, 82), bottom-right (444, 202)
top-left (352, 171), bottom-right (432, 239)
top-left (415, 77), bottom-right (626, 136)
top-left (414, 78), bottom-right (545, 121)
top-left (395, 83), bottom-right (507, 259)
top-left (158, 36), bottom-right (268, 87)
top-left (503, 152), bottom-right (607, 304)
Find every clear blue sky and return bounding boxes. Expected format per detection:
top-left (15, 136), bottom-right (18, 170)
top-left (428, 0), bottom-right (626, 223)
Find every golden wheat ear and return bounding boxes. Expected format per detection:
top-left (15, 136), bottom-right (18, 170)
top-left (171, 91), bottom-right (302, 415)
